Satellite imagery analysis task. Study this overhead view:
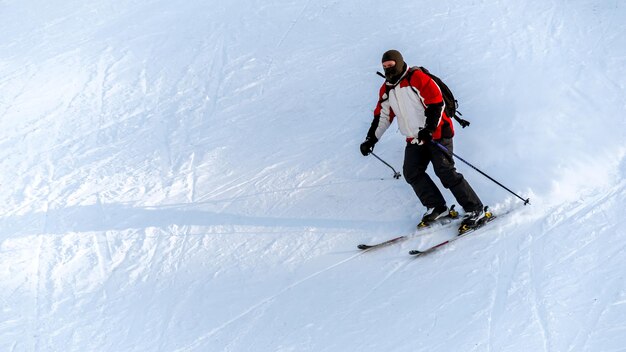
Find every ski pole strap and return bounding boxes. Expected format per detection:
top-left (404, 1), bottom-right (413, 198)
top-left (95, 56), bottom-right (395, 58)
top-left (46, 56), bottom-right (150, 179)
top-left (431, 141), bottom-right (530, 205)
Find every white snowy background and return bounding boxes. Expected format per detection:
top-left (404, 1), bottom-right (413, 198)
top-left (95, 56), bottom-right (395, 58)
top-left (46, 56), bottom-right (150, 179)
top-left (1, 0), bottom-right (625, 351)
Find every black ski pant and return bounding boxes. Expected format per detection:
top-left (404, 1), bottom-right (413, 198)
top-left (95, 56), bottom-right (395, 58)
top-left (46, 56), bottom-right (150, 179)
top-left (403, 138), bottom-right (483, 212)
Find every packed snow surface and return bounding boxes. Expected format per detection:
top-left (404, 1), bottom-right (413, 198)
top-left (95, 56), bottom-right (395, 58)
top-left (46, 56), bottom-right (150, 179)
top-left (1, 0), bottom-right (625, 351)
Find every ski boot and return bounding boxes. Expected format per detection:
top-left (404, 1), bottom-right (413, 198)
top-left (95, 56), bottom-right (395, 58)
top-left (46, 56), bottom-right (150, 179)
top-left (458, 206), bottom-right (493, 235)
top-left (417, 205), bottom-right (459, 229)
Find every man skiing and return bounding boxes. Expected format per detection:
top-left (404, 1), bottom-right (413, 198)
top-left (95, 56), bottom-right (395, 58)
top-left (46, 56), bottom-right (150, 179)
top-left (360, 49), bottom-right (485, 231)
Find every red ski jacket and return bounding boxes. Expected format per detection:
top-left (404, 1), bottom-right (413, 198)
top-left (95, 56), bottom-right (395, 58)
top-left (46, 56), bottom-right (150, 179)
top-left (368, 67), bottom-right (454, 142)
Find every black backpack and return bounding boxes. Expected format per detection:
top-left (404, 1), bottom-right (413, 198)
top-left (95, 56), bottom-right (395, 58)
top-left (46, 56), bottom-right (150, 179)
top-left (378, 67), bottom-right (471, 128)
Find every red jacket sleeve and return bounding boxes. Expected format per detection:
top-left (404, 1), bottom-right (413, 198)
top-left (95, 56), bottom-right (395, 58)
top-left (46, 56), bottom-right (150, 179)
top-left (409, 70), bottom-right (444, 131)
top-left (409, 70), bottom-right (443, 105)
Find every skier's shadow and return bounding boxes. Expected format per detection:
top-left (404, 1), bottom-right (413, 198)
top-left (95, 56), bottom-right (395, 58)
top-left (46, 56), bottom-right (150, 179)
top-left (0, 202), bottom-right (393, 237)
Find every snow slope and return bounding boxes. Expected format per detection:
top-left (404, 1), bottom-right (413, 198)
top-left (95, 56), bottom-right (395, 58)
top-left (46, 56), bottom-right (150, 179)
top-left (1, 0), bottom-right (625, 351)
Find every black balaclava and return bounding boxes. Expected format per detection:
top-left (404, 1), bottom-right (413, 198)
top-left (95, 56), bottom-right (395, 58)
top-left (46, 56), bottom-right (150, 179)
top-left (381, 49), bottom-right (407, 84)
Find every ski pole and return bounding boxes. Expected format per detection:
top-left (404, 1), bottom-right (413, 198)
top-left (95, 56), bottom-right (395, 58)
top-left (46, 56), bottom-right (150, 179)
top-left (432, 141), bottom-right (530, 205)
top-left (370, 151), bottom-right (402, 179)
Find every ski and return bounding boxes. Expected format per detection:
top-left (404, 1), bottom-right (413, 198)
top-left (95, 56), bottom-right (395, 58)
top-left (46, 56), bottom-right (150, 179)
top-left (357, 235), bottom-right (408, 250)
top-left (357, 205), bottom-right (460, 251)
top-left (408, 211), bottom-right (496, 256)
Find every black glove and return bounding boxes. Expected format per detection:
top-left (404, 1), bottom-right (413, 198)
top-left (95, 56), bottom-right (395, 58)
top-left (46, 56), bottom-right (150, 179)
top-left (360, 137), bottom-right (377, 156)
top-left (417, 129), bottom-right (432, 144)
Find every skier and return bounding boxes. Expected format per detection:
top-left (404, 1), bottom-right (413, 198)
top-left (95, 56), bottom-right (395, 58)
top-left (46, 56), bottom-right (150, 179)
top-left (360, 49), bottom-right (485, 230)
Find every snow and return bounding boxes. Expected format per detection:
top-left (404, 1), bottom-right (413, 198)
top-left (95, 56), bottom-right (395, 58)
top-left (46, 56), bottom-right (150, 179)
top-left (1, 0), bottom-right (625, 351)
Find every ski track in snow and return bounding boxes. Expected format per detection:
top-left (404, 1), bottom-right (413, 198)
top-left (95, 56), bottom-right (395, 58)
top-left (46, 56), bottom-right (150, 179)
top-left (527, 231), bottom-right (551, 352)
top-left (176, 249), bottom-right (367, 352)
